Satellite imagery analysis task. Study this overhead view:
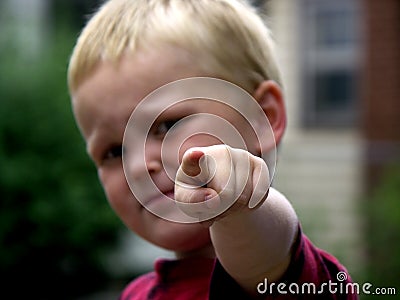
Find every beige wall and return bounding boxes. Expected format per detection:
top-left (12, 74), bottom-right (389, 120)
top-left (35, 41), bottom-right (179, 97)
top-left (0, 0), bottom-right (49, 58)
top-left (267, 0), bottom-right (365, 277)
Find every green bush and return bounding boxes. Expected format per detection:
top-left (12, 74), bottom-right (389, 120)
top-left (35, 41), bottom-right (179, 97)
top-left (363, 165), bottom-right (400, 298)
top-left (0, 31), bottom-right (122, 299)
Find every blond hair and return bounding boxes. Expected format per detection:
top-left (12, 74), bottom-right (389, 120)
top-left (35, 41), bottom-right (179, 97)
top-left (68, 0), bottom-right (282, 93)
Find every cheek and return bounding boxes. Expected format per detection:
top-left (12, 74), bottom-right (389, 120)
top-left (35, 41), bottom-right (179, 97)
top-left (98, 167), bottom-right (138, 221)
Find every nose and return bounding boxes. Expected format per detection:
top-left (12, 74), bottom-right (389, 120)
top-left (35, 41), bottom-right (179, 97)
top-left (146, 160), bottom-right (163, 174)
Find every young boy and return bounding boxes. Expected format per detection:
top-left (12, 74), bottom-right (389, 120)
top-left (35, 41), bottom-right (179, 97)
top-left (68, 0), bottom-right (357, 299)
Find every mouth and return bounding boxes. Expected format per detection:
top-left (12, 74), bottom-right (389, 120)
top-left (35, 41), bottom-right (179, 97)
top-left (141, 189), bottom-right (174, 208)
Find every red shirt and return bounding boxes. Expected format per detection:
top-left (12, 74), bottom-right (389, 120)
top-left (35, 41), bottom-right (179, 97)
top-left (119, 227), bottom-right (358, 299)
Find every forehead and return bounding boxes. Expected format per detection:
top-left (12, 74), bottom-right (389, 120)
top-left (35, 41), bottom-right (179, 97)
top-left (71, 48), bottom-right (205, 132)
top-left (73, 48), bottom-right (198, 107)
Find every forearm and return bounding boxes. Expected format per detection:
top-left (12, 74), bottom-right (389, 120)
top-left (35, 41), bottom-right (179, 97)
top-left (209, 188), bottom-right (298, 294)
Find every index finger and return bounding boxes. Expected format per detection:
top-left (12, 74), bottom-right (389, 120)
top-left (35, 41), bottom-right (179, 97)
top-left (176, 147), bottom-right (217, 188)
top-left (181, 149), bottom-right (205, 177)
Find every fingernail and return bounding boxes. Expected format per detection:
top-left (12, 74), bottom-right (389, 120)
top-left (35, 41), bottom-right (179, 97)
top-left (190, 150), bottom-right (204, 160)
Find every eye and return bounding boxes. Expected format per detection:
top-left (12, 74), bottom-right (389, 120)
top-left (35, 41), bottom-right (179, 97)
top-left (104, 145), bottom-right (123, 161)
top-left (153, 118), bottom-right (181, 137)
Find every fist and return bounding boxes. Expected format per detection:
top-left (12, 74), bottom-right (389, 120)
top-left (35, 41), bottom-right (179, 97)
top-left (174, 145), bottom-right (270, 221)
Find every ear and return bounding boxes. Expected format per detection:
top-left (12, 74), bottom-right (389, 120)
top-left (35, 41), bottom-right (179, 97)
top-left (252, 80), bottom-right (286, 148)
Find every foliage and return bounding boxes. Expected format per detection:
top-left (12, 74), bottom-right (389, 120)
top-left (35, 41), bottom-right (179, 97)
top-left (363, 165), bottom-right (400, 297)
top-left (0, 29), bottom-right (122, 299)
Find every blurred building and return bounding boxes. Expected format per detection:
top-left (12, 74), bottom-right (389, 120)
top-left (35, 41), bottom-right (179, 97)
top-left (269, 0), bottom-right (400, 279)
top-left (361, 0), bottom-right (400, 190)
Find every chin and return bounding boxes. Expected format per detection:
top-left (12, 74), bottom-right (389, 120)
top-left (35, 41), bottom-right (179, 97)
top-left (149, 221), bottom-right (212, 253)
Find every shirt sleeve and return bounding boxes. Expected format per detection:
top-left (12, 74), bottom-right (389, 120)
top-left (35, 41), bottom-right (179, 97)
top-left (209, 225), bottom-right (358, 300)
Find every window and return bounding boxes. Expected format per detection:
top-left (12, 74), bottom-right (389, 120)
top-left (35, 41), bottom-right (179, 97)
top-left (300, 0), bottom-right (361, 128)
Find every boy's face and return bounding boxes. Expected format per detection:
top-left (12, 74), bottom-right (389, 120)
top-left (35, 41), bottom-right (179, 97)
top-left (71, 49), bottom-right (263, 253)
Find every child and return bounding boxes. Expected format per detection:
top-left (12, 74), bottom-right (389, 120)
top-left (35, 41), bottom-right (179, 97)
top-left (68, 0), bottom-right (357, 299)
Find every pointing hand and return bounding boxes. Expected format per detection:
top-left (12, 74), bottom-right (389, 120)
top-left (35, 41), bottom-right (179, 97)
top-left (174, 145), bottom-right (270, 222)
